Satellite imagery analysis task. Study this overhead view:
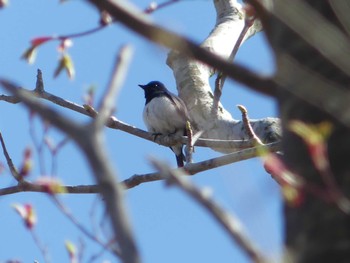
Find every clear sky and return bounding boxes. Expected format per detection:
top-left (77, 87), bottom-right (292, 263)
top-left (0, 0), bottom-right (282, 262)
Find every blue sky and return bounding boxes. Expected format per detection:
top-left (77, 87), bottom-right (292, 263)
top-left (0, 0), bottom-right (282, 262)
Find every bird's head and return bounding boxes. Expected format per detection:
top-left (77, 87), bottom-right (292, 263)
top-left (139, 81), bottom-right (167, 92)
top-left (139, 81), bottom-right (168, 103)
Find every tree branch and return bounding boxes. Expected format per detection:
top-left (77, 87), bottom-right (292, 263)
top-left (94, 45), bottom-right (133, 130)
top-left (0, 132), bottom-right (23, 182)
top-left (0, 183), bottom-right (100, 196)
top-left (151, 159), bottom-right (267, 263)
top-left (122, 141), bottom-right (280, 189)
top-left (0, 78), bottom-right (275, 150)
top-left (0, 51), bottom-right (140, 263)
top-left (87, 0), bottom-right (276, 96)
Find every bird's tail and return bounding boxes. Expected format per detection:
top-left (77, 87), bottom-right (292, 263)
top-left (170, 145), bottom-right (185, 167)
top-left (175, 152), bottom-right (185, 167)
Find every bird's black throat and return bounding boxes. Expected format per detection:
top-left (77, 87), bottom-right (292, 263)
top-left (144, 90), bottom-right (167, 105)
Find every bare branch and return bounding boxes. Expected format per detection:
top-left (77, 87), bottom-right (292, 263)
top-left (0, 83), bottom-right (268, 150)
top-left (0, 132), bottom-right (22, 182)
top-left (87, 0), bottom-right (276, 96)
top-left (0, 94), bottom-right (20, 103)
top-left (0, 141), bottom-right (280, 195)
top-left (0, 183), bottom-right (100, 196)
top-left (35, 69), bottom-right (44, 93)
top-left (213, 15), bottom-right (256, 114)
top-left (123, 141), bottom-right (280, 189)
top-left (78, 129), bottom-right (140, 263)
top-left (237, 105), bottom-right (263, 145)
top-left (151, 159), bottom-right (267, 263)
top-left (0, 80), bottom-right (82, 140)
top-left (50, 196), bottom-right (121, 256)
top-left (30, 228), bottom-right (51, 263)
top-left (94, 45), bottom-right (133, 130)
top-left (144, 0), bottom-right (180, 13)
top-left (0, 79), bottom-right (140, 263)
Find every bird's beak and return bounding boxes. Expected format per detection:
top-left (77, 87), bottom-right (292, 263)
top-left (138, 84), bottom-right (146, 89)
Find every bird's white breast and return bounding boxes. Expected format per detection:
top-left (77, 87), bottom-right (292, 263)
top-left (143, 96), bottom-right (186, 134)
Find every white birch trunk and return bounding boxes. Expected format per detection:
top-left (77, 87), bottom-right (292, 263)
top-left (167, 0), bottom-right (280, 153)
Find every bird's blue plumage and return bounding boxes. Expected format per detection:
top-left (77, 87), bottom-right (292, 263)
top-left (139, 81), bottom-right (190, 167)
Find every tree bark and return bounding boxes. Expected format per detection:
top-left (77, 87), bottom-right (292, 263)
top-left (256, 1), bottom-right (350, 262)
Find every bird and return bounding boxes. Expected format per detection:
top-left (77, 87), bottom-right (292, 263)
top-left (139, 81), bottom-right (190, 167)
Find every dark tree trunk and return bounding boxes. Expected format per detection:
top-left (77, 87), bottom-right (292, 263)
top-left (255, 1), bottom-right (350, 262)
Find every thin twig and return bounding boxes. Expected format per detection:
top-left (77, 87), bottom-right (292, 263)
top-left (89, 197), bottom-right (104, 242)
top-left (0, 80), bottom-right (82, 140)
top-left (144, 0), bottom-right (180, 13)
top-left (30, 228), bottom-right (51, 263)
top-left (237, 105), bottom-right (263, 145)
top-left (44, 136), bottom-right (70, 175)
top-left (35, 69), bottom-right (44, 93)
top-left (29, 115), bottom-right (47, 175)
top-left (50, 196), bottom-right (120, 256)
top-left (56, 25), bottom-right (106, 41)
top-left (0, 132), bottom-right (22, 182)
top-left (0, 132), bottom-right (24, 184)
top-left (213, 15), bottom-right (255, 114)
top-left (184, 121), bottom-right (194, 163)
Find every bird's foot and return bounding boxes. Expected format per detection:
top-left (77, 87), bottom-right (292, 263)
top-left (151, 132), bottom-right (162, 141)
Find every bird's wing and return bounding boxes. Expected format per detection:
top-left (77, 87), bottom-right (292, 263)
top-left (165, 92), bottom-right (191, 122)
